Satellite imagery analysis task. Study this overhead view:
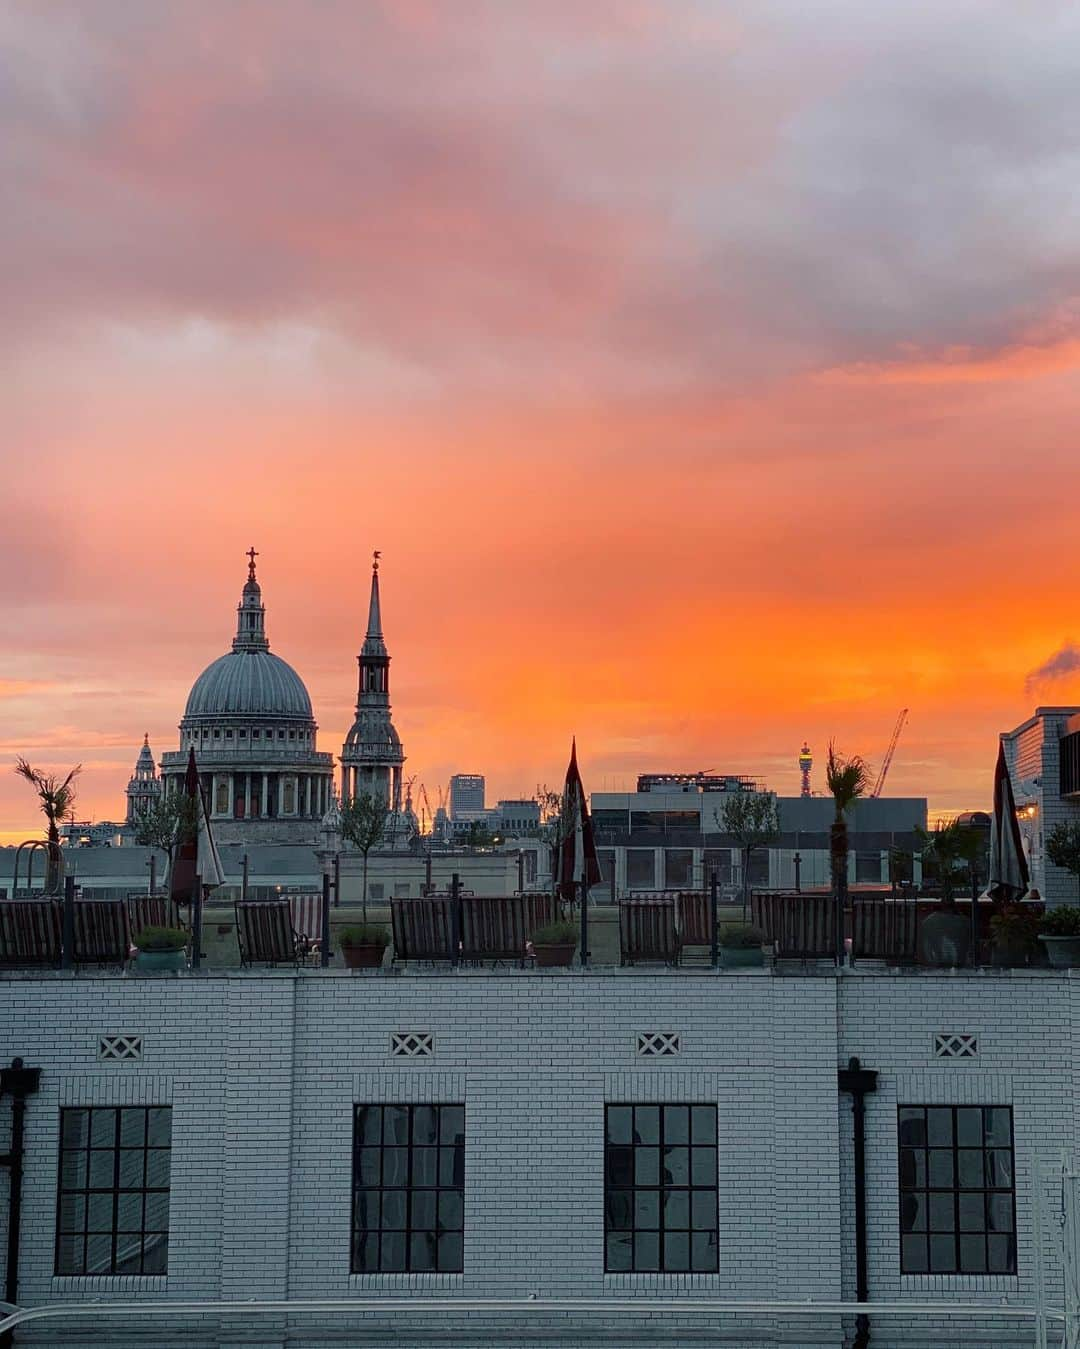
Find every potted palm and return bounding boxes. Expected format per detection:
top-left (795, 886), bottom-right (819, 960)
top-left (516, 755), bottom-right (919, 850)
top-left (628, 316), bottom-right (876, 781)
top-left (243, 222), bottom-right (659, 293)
top-left (134, 925), bottom-right (188, 972)
top-left (717, 922), bottom-right (766, 968)
top-left (989, 905), bottom-right (1040, 968)
top-left (531, 920), bottom-right (578, 968)
top-left (917, 822), bottom-right (971, 967)
top-left (338, 923), bottom-right (390, 969)
top-left (1038, 906), bottom-right (1080, 968)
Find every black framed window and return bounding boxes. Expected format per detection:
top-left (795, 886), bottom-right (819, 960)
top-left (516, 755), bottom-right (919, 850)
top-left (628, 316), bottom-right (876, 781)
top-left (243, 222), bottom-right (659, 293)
top-left (55, 1106), bottom-right (171, 1276)
top-left (898, 1105), bottom-right (1016, 1274)
top-left (604, 1104), bottom-right (718, 1273)
top-left (352, 1103), bottom-right (465, 1273)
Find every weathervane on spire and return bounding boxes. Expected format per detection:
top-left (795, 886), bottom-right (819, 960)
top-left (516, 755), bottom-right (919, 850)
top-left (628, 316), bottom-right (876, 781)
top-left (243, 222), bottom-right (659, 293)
top-left (373, 549), bottom-right (381, 573)
top-left (247, 546), bottom-right (259, 581)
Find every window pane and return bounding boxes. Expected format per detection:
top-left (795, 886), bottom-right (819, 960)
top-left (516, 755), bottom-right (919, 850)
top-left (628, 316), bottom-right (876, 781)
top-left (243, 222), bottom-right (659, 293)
top-left (902, 1235), bottom-right (928, 1273)
top-left (62, 1111), bottom-right (89, 1149)
top-left (956, 1108), bottom-right (982, 1147)
top-left (960, 1235), bottom-right (987, 1273)
top-left (928, 1194), bottom-right (954, 1232)
top-left (606, 1107), bottom-right (633, 1145)
top-left (664, 1189), bottom-right (690, 1229)
top-left (663, 1106), bottom-right (689, 1145)
top-left (440, 1146), bottom-right (464, 1188)
top-left (927, 1109), bottom-right (954, 1147)
top-left (928, 1150), bottom-right (954, 1188)
top-left (634, 1232), bottom-right (660, 1272)
top-left (438, 1190), bottom-right (463, 1232)
top-left (113, 1240), bottom-right (142, 1276)
top-left (89, 1152), bottom-right (115, 1188)
top-left (145, 1151), bottom-right (170, 1189)
top-left (988, 1234), bottom-right (1016, 1274)
top-left (59, 1195), bottom-right (85, 1233)
top-left (691, 1232), bottom-right (718, 1272)
top-left (664, 1232), bottom-right (690, 1271)
top-left (142, 1238), bottom-right (168, 1275)
top-left (691, 1148), bottom-right (717, 1187)
top-left (437, 1232), bottom-right (463, 1272)
top-left (383, 1106), bottom-right (409, 1145)
top-left (382, 1148), bottom-right (408, 1186)
top-left (988, 1193), bottom-right (1013, 1233)
top-left (606, 1148), bottom-right (633, 1188)
top-left (635, 1148), bottom-right (660, 1186)
top-left (144, 1192), bottom-right (169, 1233)
top-left (412, 1107), bottom-right (438, 1146)
top-left (86, 1234), bottom-right (113, 1274)
top-left (898, 1108), bottom-right (926, 1146)
top-left (439, 1106), bottom-right (465, 1147)
top-left (381, 1190), bottom-right (407, 1230)
top-left (662, 1147), bottom-right (690, 1186)
top-left (929, 1234), bottom-right (956, 1273)
top-left (119, 1110), bottom-right (146, 1148)
top-left (634, 1191), bottom-right (659, 1230)
top-left (412, 1148), bottom-right (438, 1187)
top-left (987, 1150), bottom-right (1013, 1189)
top-left (957, 1150), bottom-right (983, 1189)
top-left (380, 1232), bottom-right (406, 1271)
top-left (900, 1193), bottom-right (925, 1233)
top-left (87, 1193), bottom-right (114, 1232)
top-left (410, 1191), bottom-right (436, 1230)
top-left (691, 1107), bottom-right (715, 1145)
top-left (607, 1232), bottom-right (632, 1272)
top-left (410, 1231), bottom-right (437, 1272)
top-left (354, 1192), bottom-right (380, 1230)
top-left (146, 1108), bottom-right (171, 1147)
top-left (634, 1107), bottom-right (660, 1145)
top-left (691, 1190), bottom-right (715, 1231)
top-left (984, 1108), bottom-right (1011, 1146)
top-left (56, 1235), bottom-right (84, 1275)
top-left (61, 1152), bottom-right (86, 1189)
top-left (958, 1193), bottom-right (984, 1232)
top-left (356, 1106), bottom-right (381, 1145)
top-left (353, 1232), bottom-right (379, 1272)
top-left (118, 1150), bottom-right (144, 1189)
top-left (91, 1112), bottom-right (117, 1148)
top-left (899, 1149), bottom-right (926, 1189)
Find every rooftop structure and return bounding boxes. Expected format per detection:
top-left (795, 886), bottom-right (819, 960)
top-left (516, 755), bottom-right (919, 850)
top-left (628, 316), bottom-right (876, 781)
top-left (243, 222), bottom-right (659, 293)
top-left (1001, 705), bottom-right (1080, 904)
top-left (635, 772), bottom-right (762, 794)
top-left (449, 774), bottom-right (485, 818)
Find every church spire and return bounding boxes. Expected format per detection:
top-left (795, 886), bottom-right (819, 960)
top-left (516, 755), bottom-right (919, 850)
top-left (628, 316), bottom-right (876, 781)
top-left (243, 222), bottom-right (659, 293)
top-left (357, 552), bottom-right (389, 702)
top-left (233, 546), bottom-right (270, 653)
top-left (363, 551), bottom-right (385, 650)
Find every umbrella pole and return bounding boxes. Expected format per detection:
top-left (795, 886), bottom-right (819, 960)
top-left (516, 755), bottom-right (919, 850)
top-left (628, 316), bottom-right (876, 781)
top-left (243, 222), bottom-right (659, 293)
top-left (191, 874), bottom-right (202, 971)
top-left (580, 870), bottom-right (589, 970)
top-left (970, 869), bottom-right (979, 967)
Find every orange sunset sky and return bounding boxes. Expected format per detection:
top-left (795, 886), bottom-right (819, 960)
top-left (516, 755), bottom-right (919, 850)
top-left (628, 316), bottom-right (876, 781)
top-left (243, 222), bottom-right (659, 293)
top-left (4, 0), bottom-right (1080, 843)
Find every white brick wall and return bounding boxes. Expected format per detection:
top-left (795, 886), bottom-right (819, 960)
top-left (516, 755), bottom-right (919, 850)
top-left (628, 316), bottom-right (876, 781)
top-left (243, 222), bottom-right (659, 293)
top-left (0, 968), bottom-right (1075, 1345)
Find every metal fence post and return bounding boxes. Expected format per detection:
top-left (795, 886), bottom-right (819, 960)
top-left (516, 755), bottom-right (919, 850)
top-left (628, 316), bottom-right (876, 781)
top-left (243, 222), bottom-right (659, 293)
top-left (710, 870), bottom-right (719, 970)
top-left (191, 874), bottom-right (202, 971)
top-left (61, 875), bottom-right (75, 970)
top-left (580, 870), bottom-right (589, 970)
top-left (321, 873), bottom-right (331, 969)
top-left (451, 873), bottom-right (460, 968)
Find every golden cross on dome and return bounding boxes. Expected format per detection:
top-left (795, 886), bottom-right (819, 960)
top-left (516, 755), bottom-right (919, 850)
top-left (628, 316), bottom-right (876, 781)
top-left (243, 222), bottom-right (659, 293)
top-left (247, 546), bottom-right (259, 579)
top-left (373, 549), bottom-right (381, 572)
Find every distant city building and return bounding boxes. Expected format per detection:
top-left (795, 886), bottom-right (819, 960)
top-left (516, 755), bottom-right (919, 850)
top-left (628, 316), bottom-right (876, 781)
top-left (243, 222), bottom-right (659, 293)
top-left (125, 734), bottom-right (162, 824)
top-left (635, 772), bottom-right (762, 794)
top-left (159, 551), bottom-right (335, 844)
top-left (449, 774), bottom-right (485, 818)
top-left (591, 787), bottom-right (927, 894)
top-left (494, 798), bottom-right (541, 836)
top-left (1001, 706), bottom-right (1080, 905)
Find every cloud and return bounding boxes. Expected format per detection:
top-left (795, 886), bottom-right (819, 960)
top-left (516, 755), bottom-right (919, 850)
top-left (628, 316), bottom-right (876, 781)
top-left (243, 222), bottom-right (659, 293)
top-left (1025, 644), bottom-right (1080, 693)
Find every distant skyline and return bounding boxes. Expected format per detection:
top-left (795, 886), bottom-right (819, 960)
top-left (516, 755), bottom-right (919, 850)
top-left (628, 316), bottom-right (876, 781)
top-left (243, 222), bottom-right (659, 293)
top-left (4, 1), bottom-right (1080, 840)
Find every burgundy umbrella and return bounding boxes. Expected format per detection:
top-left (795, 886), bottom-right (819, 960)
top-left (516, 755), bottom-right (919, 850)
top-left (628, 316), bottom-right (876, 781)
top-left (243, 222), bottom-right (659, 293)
top-left (988, 740), bottom-right (1030, 901)
top-left (169, 748), bottom-right (223, 903)
top-left (558, 738), bottom-right (601, 904)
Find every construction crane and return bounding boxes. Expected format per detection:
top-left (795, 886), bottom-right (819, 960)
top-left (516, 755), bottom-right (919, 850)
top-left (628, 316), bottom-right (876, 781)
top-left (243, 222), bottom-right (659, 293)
top-left (871, 709), bottom-right (909, 797)
top-left (417, 784), bottom-right (433, 835)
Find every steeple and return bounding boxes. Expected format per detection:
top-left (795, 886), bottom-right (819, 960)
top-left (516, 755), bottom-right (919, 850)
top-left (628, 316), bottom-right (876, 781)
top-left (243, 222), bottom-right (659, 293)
top-left (357, 551), bottom-right (389, 705)
top-left (233, 546), bottom-right (270, 653)
top-left (125, 734), bottom-right (161, 824)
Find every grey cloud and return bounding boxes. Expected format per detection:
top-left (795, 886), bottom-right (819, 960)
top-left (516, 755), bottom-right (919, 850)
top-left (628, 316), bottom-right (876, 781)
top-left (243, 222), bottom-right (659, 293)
top-left (1025, 644), bottom-right (1080, 693)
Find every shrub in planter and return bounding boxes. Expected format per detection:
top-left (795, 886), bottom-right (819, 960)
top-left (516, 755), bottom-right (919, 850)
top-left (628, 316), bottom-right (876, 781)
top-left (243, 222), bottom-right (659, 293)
top-left (989, 906), bottom-right (1040, 967)
top-left (338, 924), bottom-right (390, 969)
top-left (531, 920), bottom-right (578, 968)
top-left (718, 922), bottom-right (766, 968)
top-left (1039, 905), bottom-right (1080, 968)
top-left (135, 924), bottom-right (188, 972)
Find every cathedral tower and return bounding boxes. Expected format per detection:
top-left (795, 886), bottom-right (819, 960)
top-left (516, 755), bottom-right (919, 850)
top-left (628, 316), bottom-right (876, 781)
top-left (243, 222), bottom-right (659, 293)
top-left (340, 553), bottom-right (405, 811)
top-left (125, 734), bottom-right (162, 824)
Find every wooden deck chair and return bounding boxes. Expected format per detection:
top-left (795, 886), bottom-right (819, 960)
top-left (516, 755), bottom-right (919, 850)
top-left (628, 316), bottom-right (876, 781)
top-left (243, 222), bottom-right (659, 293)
top-left (390, 897), bottom-right (454, 964)
top-left (851, 898), bottom-right (918, 965)
top-left (235, 900), bottom-right (303, 967)
top-left (289, 893), bottom-right (323, 963)
top-left (619, 898), bottom-right (681, 967)
top-left (0, 900), bottom-right (62, 967)
top-left (73, 900), bottom-right (131, 967)
top-left (751, 891), bottom-right (835, 960)
top-left (460, 896), bottom-right (527, 965)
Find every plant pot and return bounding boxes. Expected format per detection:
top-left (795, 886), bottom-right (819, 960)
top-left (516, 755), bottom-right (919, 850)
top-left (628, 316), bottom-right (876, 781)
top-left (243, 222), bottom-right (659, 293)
top-left (533, 942), bottom-right (576, 968)
top-left (919, 910), bottom-right (971, 967)
top-left (135, 949), bottom-right (187, 972)
top-left (341, 942), bottom-right (386, 969)
top-left (719, 945), bottom-right (765, 969)
top-left (1039, 935), bottom-right (1080, 968)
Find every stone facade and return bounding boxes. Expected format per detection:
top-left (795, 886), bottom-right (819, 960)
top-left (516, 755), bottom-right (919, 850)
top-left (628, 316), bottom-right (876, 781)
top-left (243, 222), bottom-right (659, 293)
top-left (0, 968), bottom-right (1076, 1345)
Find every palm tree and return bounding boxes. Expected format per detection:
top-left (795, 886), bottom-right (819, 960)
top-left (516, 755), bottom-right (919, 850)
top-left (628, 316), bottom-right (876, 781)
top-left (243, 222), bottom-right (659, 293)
top-left (14, 757), bottom-right (82, 893)
top-left (825, 742), bottom-right (872, 909)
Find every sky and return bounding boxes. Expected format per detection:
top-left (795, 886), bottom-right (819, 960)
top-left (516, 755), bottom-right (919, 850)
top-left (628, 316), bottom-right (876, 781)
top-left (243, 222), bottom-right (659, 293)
top-left (4, 0), bottom-right (1080, 841)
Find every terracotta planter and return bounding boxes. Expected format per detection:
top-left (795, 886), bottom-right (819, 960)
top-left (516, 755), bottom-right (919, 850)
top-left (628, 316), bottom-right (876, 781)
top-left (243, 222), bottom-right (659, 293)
top-left (1039, 935), bottom-right (1080, 968)
top-left (135, 949), bottom-right (187, 972)
top-left (533, 942), bottom-right (576, 968)
top-left (341, 942), bottom-right (386, 969)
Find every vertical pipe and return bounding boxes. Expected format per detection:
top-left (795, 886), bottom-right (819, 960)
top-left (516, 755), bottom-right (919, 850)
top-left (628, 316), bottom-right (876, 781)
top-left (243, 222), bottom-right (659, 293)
top-left (580, 870), bottom-right (589, 970)
top-left (320, 873), bottom-right (331, 968)
top-left (148, 854), bottom-right (157, 896)
top-left (838, 1057), bottom-right (877, 1349)
top-left (334, 853), bottom-right (341, 908)
top-left (241, 853), bottom-right (249, 903)
top-left (1, 1057), bottom-right (41, 1349)
top-left (191, 874), bottom-right (202, 971)
top-left (61, 874), bottom-right (75, 970)
top-left (450, 873), bottom-right (460, 968)
top-left (710, 870), bottom-right (719, 970)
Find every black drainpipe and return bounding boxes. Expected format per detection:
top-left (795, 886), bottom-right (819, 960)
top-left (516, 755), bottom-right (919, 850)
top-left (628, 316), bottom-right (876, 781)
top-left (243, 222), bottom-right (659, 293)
top-left (838, 1056), bottom-right (877, 1349)
top-left (1, 1058), bottom-right (42, 1348)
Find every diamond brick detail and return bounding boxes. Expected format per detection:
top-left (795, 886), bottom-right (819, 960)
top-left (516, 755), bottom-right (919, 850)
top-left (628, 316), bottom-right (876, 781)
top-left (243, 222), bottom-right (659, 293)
top-left (933, 1033), bottom-right (978, 1059)
top-left (636, 1032), bottom-right (681, 1057)
top-left (390, 1032), bottom-right (434, 1058)
top-left (98, 1034), bottom-right (144, 1061)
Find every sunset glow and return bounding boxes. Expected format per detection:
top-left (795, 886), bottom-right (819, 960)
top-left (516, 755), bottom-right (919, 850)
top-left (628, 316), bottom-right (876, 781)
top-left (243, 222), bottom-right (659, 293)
top-left (4, 0), bottom-right (1080, 840)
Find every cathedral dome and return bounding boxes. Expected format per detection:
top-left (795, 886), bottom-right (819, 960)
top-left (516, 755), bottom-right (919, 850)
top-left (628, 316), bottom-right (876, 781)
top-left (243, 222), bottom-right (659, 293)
top-left (184, 650), bottom-right (313, 720)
